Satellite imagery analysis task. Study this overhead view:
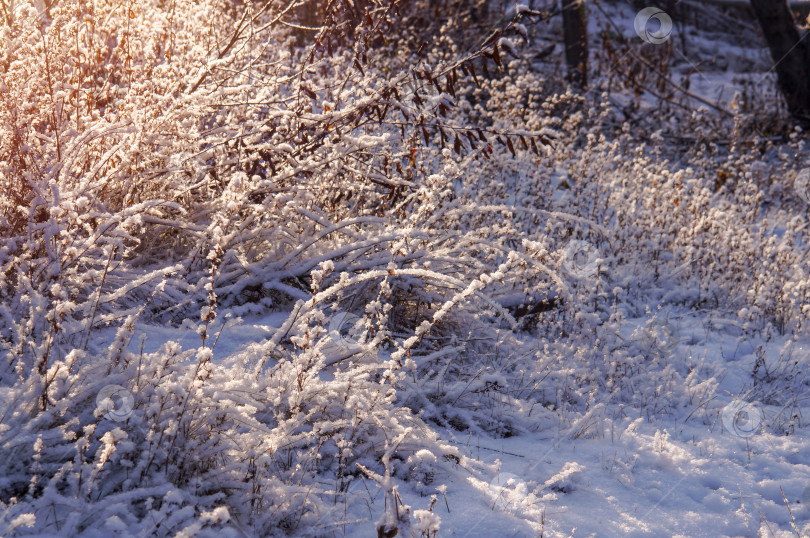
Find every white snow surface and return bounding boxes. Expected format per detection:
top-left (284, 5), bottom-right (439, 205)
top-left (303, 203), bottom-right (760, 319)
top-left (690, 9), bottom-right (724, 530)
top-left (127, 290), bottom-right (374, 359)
top-left (109, 309), bottom-right (810, 537)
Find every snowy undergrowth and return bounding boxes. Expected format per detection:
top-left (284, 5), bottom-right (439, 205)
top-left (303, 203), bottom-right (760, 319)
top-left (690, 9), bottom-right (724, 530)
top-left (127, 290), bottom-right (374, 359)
top-left (1, 0), bottom-right (810, 536)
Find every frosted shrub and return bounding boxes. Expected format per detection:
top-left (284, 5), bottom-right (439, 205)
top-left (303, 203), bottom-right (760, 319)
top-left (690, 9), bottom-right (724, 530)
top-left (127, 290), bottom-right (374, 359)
top-left (2, 0), bottom-right (810, 534)
top-left (0, 0), bottom-right (568, 534)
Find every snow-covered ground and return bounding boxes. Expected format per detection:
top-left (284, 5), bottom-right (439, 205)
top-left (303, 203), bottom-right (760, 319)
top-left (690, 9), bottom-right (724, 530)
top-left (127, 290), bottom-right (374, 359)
top-left (111, 304), bottom-right (810, 536)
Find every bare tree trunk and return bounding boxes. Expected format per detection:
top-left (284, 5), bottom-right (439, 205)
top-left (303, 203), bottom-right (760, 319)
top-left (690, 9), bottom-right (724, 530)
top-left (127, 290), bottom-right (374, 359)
top-left (750, 0), bottom-right (810, 121)
top-left (561, 0), bottom-right (588, 90)
top-left (294, 0), bottom-right (319, 46)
